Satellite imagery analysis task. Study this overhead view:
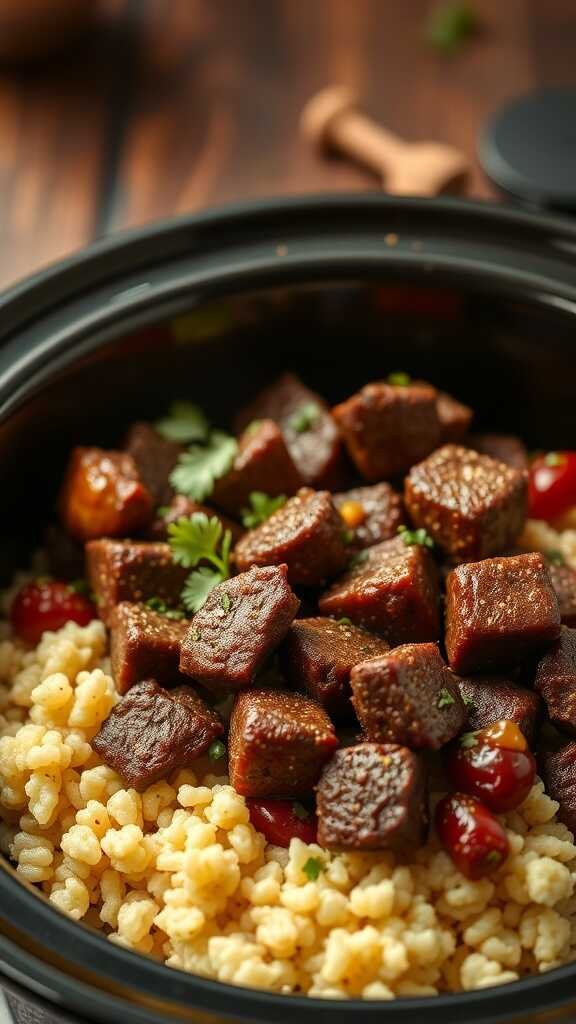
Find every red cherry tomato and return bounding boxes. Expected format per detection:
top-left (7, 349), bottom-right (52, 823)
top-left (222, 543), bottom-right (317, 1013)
top-left (445, 741), bottom-right (536, 814)
top-left (529, 451), bottom-right (576, 523)
top-left (247, 798), bottom-right (318, 847)
top-left (435, 793), bottom-right (510, 879)
top-left (10, 580), bottom-right (96, 646)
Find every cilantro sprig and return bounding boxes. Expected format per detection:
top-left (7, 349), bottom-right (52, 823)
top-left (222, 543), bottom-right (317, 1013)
top-left (398, 524), bottom-right (435, 550)
top-left (168, 513), bottom-right (232, 612)
top-left (241, 491), bottom-right (287, 529)
top-left (156, 401), bottom-right (209, 444)
top-left (171, 430), bottom-right (237, 502)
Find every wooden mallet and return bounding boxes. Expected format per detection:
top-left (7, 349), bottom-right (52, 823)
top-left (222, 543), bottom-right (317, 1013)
top-left (301, 85), bottom-right (470, 196)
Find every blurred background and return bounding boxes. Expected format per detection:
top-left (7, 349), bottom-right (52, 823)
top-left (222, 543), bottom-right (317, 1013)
top-left (0, 0), bottom-right (572, 290)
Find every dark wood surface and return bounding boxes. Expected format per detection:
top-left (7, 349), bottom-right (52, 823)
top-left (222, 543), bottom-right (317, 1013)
top-left (0, 0), bottom-right (574, 289)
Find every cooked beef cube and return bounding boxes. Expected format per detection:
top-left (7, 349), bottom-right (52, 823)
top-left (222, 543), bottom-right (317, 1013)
top-left (124, 422), bottom-right (182, 507)
top-left (43, 525), bottom-right (85, 580)
top-left (280, 617), bottom-right (390, 720)
top-left (110, 602), bottom-right (189, 695)
top-left (234, 488), bottom-right (349, 587)
top-left (228, 688), bottom-right (338, 797)
top-left (547, 560), bottom-right (576, 627)
top-left (319, 536), bottom-right (440, 645)
top-left (316, 743), bottom-right (428, 852)
top-left (445, 553), bottom-right (561, 674)
top-left (351, 643), bottom-right (466, 749)
top-left (456, 674), bottom-right (541, 742)
top-left (180, 565), bottom-right (299, 691)
top-left (92, 679), bottom-right (223, 791)
top-left (470, 434), bottom-right (528, 471)
top-left (147, 494), bottom-right (243, 544)
top-left (86, 539), bottom-right (188, 626)
top-left (405, 444), bottom-right (528, 562)
top-left (213, 419), bottom-right (302, 515)
top-left (334, 483), bottom-right (405, 551)
top-left (535, 626), bottom-right (576, 737)
top-left (235, 373), bottom-right (342, 489)
top-left (332, 380), bottom-right (441, 481)
top-left (437, 390), bottom-right (473, 444)
top-left (60, 448), bottom-right (154, 542)
top-left (540, 742), bottom-right (576, 835)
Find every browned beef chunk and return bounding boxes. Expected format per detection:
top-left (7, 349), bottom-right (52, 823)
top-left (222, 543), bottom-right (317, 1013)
top-left (110, 602), bottom-right (189, 694)
top-left (146, 494), bottom-right (243, 544)
top-left (535, 626), bottom-right (576, 736)
top-left (319, 536), bottom-right (440, 645)
top-left (445, 553), bottom-right (561, 674)
top-left (280, 617), bottom-right (390, 720)
top-left (180, 565), bottom-right (299, 691)
top-left (351, 643), bottom-right (466, 749)
top-left (332, 380), bottom-right (441, 481)
top-left (213, 419), bottom-right (302, 515)
top-left (43, 525), bottom-right (85, 581)
top-left (547, 560), bottom-right (576, 627)
top-left (86, 539), bottom-right (188, 626)
top-left (437, 391), bottom-right (473, 444)
top-left (60, 448), bottom-right (154, 542)
top-left (228, 688), bottom-right (338, 797)
top-left (316, 743), bottom-right (428, 851)
top-left (456, 674), bottom-right (541, 742)
top-left (405, 445), bottom-right (528, 562)
top-left (234, 488), bottom-right (349, 587)
top-left (470, 434), bottom-right (528, 471)
top-left (541, 742), bottom-right (576, 835)
top-left (124, 422), bottom-right (182, 507)
top-left (92, 679), bottom-right (223, 791)
top-left (235, 373), bottom-right (342, 489)
top-left (333, 483), bottom-right (405, 551)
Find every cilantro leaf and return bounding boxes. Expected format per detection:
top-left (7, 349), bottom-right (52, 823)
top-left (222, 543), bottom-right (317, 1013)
top-left (169, 513), bottom-right (224, 569)
top-left (427, 1), bottom-right (478, 55)
top-left (437, 687), bottom-right (456, 709)
top-left (156, 401), bottom-right (210, 443)
top-left (241, 491), bottom-right (287, 529)
top-left (182, 567), bottom-right (223, 613)
top-left (398, 525), bottom-right (435, 550)
top-left (302, 856), bottom-right (323, 881)
top-left (170, 431), bottom-right (237, 501)
top-left (288, 402), bottom-right (320, 434)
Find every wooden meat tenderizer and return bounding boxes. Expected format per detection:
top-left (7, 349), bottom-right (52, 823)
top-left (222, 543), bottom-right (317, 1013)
top-left (302, 85), bottom-right (470, 196)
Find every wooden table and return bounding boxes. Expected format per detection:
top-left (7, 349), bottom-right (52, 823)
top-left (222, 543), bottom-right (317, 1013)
top-left (0, 0), bottom-right (573, 290)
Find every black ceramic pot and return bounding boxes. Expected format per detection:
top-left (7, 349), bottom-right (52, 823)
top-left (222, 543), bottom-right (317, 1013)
top-left (1, 195), bottom-right (576, 1024)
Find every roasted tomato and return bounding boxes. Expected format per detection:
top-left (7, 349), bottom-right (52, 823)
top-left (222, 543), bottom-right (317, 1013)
top-left (435, 793), bottom-right (510, 879)
top-left (445, 720), bottom-right (536, 813)
top-left (529, 451), bottom-right (576, 524)
top-left (247, 798), bottom-right (318, 847)
top-left (11, 580), bottom-right (96, 646)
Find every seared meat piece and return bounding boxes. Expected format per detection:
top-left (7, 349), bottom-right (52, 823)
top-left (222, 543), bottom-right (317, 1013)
top-left (437, 390), bottom-right (473, 444)
top-left (316, 743), bottom-right (428, 852)
top-left (228, 688), bottom-right (338, 797)
top-left (470, 433), bottom-right (528, 471)
top-left (332, 379), bottom-right (441, 481)
top-left (235, 373), bottom-right (342, 489)
top-left (124, 422), bottom-right (182, 507)
top-left (547, 560), bottom-right (576, 627)
top-left (180, 565), bottom-right (299, 691)
top-left (92, 679), bottom-right (223, 791)
top-left (456, 674), bottom-right (541, 742)
top-left (146, 494), bottom-right (243, 544)
top-left (234, 488), bottom-right (349, 587)
top-left (86, 539), bottom-right (188, 626)
top-left (280, 617), bottom-right (390, 720)
top-left (60, 448), bottom-right (154, 542)
top-left (540, 742), bottom-right (576, 835)
top-left (351, 643), bottom-right (466, 749)
top-left (333, 483), bottom-right (405, 551)
top-left (445, 553), bottom-right (561, 674)
top-left (213, 419), bottom-right (302, 515)
top-left (110, 602), bottom-right (188, 694)
top-left (404, 445), bottom-right (528, 562)
top-left (319, 536), bottom-right (440, 645)
top-left (43, 525), bottom-right (85, 581)
top-left (535, 626), bottom-right (576, 737)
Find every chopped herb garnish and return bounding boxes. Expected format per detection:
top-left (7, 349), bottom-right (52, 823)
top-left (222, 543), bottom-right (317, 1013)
top-left (156, 506), bottom-right (170, 519)
top-left (302, 856), bottom-right (323, 882)
top-left (241, 491), bottom-right (287, 529)
top-left (292, 801), bottom-right (310, 821)
top-left (171, 430), bottom-right (237, 502)
top-left (427, 1), bottom-right (478, 55)
top-left (547, 549), bottom-right (565, 566)
top-left (342, 529), bottom-right (355, 545)
top-left (350, 549), bottom-right (370, 568)
top-left (168, 513), bottom-right (232, 612)
top-left (208, 740), bottom-right (226, 761)
top-left (144, 596), bottom-right (186, 620)
top-left (245, 419), bottom-right (263, 436)
top-left (460, 731), bottom-right (478, 749)
top-left (191, 627), bottom-right (202, 642)
top-left (69, 578), bottom-right (90, 596)
top-left (288, 402), bottom-right (320, 434)
top-left (156, 401), bottom-right (210, 444)
top-left (544, 451), bottom-right (565, 467)
top-left (337, 617), bottom-right (353, 626)
top-left (398, 525), bottom-right (435, 550)
top-left (485, 850), bottom-right (502, 864)
top-left (462, 694), bottom-right (475, 709)
top-left (387, 371), bottom-right (412, 387)
top-left (220, 592), bottom-right (232, 613)
top-left (437, 687), bottom-right (456, 709)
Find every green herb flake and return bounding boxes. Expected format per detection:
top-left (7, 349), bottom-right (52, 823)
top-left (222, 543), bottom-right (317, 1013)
top-left (156, 401), bottom-right (210, 444)
top-left (462, 694), bottom-right (475, 709)
top-left (170, 430), bottom-right (238, 502)
top-left (544, 451), bottom-right (565, 468)
top-left (190, 627), bottom-right (202, 642)
top-left (245, 419), bottom-right (263, 436)
top-left (208, 740), bottom-right (226, 761)
top-left (437, 687), bottom-right (456, 709)
top-left (292, 802), bottom-right (310, 821)
top-left (427, 1), bottom-right (478, 56)
top-left (350, 549), bottom-right (370, 568)
top-left (547, 549), bottom-right (565, 566)
top-left (156, 506), bottom-right (170, 519)
top-left (387, 371), bottom-right (412, 387)
top-left (288, 402), bottom-right (320, 434)
top-left (165, 609), bottom-right (186, 621)
top-left (398, 525), bottom-right (435, 550)
top-left (342, 529), bottom-right (355, 545)
top-left (485, 850), bottom-right (503, 865)
top-left (241, 491), bottom-right (287, 529)
top-left (145, 596), bottom-right (168, 613)
top-left (337, 617), bottom-right (353, 626)
top-left (460, 731), bottom-right (478, 750)
top-left (68, 579), bottom-right (90, 596)
top-left (302, 856), bottom-right (323, 882)
top-left (220, 592), bottom-right (232, 613)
